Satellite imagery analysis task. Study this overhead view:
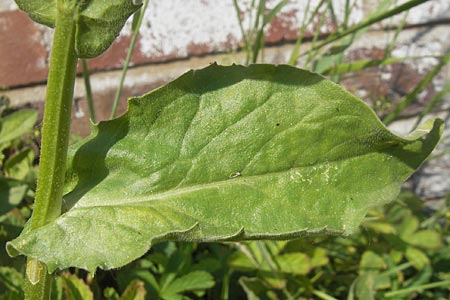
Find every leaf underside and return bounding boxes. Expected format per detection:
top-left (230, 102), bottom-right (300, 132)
top-left (7, 64), bottom-right (443, 273)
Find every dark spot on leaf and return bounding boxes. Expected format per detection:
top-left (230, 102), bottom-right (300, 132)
top-left (276, 123), bottom-right (280, 126)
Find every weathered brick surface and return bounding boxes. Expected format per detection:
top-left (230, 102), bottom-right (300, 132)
top-left (1, 0), bottom-right (449, 88)
top-left (0, 10), bottom-right (48, 87)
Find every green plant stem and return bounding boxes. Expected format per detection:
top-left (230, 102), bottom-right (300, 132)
top-left (384, 10), bottom-right (409, 58)
top-left (24, 260), bottom-right (51, 300)
top-left (81, 59), bottom-right (96, 123)
top-left (24, 4), bottom-right (78, 300)
top-left (304, 0), bottom-right (329, 67)
top-left (232, 0), bottom-right (250, 64)
top-left (313, 290), bottom-right (339, 300)
top-left (220, 269), bottom-right (230, 300)
top-left (383, 52), bottom-right (450, 125)
top-left (250, 0), bottom-right (265, 64)
top-left (321, 55), bottom-right (438, 76)
top-left (110, 0), bottom-right (149, 119)
top-left (297, 0), bottom-right (428, 61)
top-left (412, 82), bottom-right (450, 129)
top-left (384, 280), bottom-right (450, 297)
top-left (377, 262), bottom-right (413, 278)
top-left (287, 0), bottom-right (318, 66)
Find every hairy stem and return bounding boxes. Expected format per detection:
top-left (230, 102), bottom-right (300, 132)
top-left (24, 3), bottom-right (78, 299)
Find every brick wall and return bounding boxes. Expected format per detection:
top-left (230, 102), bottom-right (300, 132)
top-left (1, 0), bottom-right (450, 199)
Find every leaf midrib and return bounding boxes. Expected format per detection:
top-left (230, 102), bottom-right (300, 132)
top-left (72, 150), bottom-right (385, 209)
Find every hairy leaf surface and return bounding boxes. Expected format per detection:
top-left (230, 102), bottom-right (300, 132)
top-left (7, 64), bottom-right (443, 272)
top-left (14, 0), bottom-right (140, 58)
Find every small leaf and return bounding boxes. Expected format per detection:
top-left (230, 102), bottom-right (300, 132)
top-left (0, 109), bottom-right (38, 145)
top-left (103, 288), bottom-right (119, 300)
top-left (359, 251), bottom-right (385, 272)
top-left (14, 0), bottom-right (56, 27)
top-left (4, 148), bottom-right (34, 180)
top-left (275, 253), bottom-right (310, 275)
top-left (407, 230), bottom-right (442, 249)
top-left (75, 1), bottom-right (141, 58)
top-left (228, 251), bottom-right (259, 271)
top-left (239, 277), bottom-right (272, 300)
top-left (349, 273), bottom-right (375, 300)
top-left (7, 64), bottom-right (443, 273)
top-left (14, 1), bottom-right (140, 58)
top-left (310, 248), bottom-right (329, 268)
top-left (398, 214), bottom-right (419, 239)
top-left (191, 258), bottom-right (221, 274)
top-left (389, 249), bottom-right (403, 264)
top-left (363, 221), bottom-right (397, 235)
top-left (0, 177), bottom-right (28, 215)
top-left (116, 269), bottom-right (159, 300)
top-left (61, 274), bottom-right (93, 300)
top-left (119, 279), bottom-right (146, 300)
top-left (161, 271), bottom-right (214, 298)
top-left (374, 274), bottom-right (391, 290)
top-left (405, 247), bottom-right (429, 270)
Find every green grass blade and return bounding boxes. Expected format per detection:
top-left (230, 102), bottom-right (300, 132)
top-left (413, 82), bottom-right (450, 129)
top-left (81, 59), bottom-right (95, 123)
top-left (327, 0), bottom-right (338, 28)
top-left (300, 0), bottom-right (428, 59)
top-left (304, 0), bottom-right (330, 67)
top-left (263, 0), bottom-right (290, 25)
top-left (110, 0), bottom-right (150, 119)
top-left (233, 0), bottom-right (250, 64)
top-left (321, 56), bottom-right (438, 76)
top-left (288, 0), bottom-right (325, 65)
top-left (384, 10), bottom-right (409, 58)
top-left (314, 290), bottom-right (339, 300)
top-left (383, 52), bottom-right (450, 125)
top-left (249, 0), bottom-right (290, 64)
top-left (384, 280), bottom-right (450, 298)
top-left (250, 0), bottom-right (266, 63)
top-left (245, 0), bottom-right (257, 65)
top-left (342, 0), bottom-right (351, 29)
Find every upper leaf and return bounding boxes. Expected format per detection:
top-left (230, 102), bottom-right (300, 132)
top-left (14, 0), bottom-right (140, 58)
top-left (74, 1), bottom-right (141, 58)
top-left (7, 64), bottom-right (443, 273)
top-left (14, 0), bottom-right (56, 27)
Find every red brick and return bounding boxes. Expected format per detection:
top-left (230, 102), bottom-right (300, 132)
top-left (0, 10), bottom-right (48, 88)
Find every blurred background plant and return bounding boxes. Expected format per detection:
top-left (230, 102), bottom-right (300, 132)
top-left (0, 96), bottom-right (38, 299)
top-left (0, 0), bottom-right (449, 299)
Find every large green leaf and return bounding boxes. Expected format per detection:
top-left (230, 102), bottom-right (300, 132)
top-left (14, 0), bottom-right (140, 58)
top-left (7, 64), bottom-right (443, 273)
